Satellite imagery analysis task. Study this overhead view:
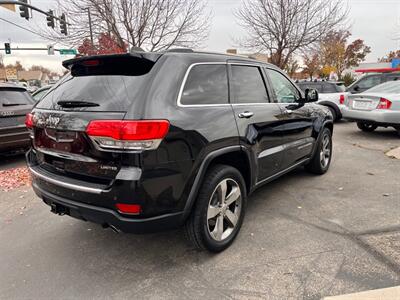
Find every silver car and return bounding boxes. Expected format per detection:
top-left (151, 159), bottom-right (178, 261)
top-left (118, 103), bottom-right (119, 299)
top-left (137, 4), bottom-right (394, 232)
top-left (343, 81), bottom-right (400, 135)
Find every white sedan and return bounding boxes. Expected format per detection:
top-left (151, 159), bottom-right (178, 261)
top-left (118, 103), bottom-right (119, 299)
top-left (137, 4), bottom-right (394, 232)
top-left (342, 81), bottom-right (400, 135)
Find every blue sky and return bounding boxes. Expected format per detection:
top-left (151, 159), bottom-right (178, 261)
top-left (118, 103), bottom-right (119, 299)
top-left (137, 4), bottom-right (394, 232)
top-left (1, 0), bottom-right (399, 73)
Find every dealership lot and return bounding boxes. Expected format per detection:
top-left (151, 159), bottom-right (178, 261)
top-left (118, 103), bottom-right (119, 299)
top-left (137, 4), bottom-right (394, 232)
top-left (0, 121), bottom-right (399, 300)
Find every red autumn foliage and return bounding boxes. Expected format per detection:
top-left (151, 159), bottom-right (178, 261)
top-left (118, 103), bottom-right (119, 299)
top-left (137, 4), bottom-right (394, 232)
top-left (0, 167), bottom-right (31, 191)
top-left (78, 33), bottom-right (127, 56)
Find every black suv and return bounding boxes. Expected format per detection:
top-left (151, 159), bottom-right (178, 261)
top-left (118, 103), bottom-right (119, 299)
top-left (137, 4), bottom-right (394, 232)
top-left (26, 50), bottom-right (333, 252)
top-left (0, 83), bottom-right (34, 154)
top-left (347, 72), bottom-right (400, 94)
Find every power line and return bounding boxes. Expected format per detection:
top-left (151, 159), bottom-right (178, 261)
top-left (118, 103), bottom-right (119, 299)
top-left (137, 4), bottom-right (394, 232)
top-left (0, 17), bottom-right (72, 48)
top-left (0, 16), bottom-right (46, 40)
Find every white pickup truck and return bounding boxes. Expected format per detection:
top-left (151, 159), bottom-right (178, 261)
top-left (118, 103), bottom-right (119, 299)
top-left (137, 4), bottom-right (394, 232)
top-left (297, 81), bottom-right (348, 121)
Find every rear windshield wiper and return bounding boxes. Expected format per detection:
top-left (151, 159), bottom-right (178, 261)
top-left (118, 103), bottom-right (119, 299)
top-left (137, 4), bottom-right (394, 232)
top-left (2, 103), bottom-right (28, 106)
top-left (57, 100), bottom-right (100, 108)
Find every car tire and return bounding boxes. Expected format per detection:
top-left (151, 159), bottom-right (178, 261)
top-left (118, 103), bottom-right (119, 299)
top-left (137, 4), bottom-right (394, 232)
top-left (184, 164), bottom-right (247, 252)
top-left (357, 122), bottom-right (377, 132)
top-left (305, 127), bottom-right (332, 175)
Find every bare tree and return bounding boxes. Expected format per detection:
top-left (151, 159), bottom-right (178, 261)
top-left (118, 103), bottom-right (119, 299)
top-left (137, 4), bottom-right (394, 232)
top-left (236, 0), bottom-right (348, 69)
top-left (42, 0), bottom-right (211, 51)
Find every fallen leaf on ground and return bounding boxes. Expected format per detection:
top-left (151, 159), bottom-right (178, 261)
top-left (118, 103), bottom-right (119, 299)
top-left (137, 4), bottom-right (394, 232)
top-left (0, 167), bottom-right (31, 191)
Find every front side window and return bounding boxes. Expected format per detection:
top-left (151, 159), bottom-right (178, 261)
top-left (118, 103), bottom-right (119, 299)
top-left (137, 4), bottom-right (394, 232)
top-left (265, 69), bottom-right (300, 103)
top-left (180, 64), bottom-right (228, 105)
top-left (230, 65), bottom-right (269, 104)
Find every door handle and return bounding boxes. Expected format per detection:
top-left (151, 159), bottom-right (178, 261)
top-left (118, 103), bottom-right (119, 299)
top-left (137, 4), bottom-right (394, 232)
top-left (238, 111), bottom-right (254, 119)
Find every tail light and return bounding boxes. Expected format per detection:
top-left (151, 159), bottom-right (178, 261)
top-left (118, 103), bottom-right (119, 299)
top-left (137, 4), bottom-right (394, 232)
top-left (86, 120), bottom-right (170, 151)
top-left (116, 203), bottom-right (141, 215)
top-left (25, 112), bottom-right (34, 129)
top-left (377, 98), bottom-right (392, 110)
top-left (339, 94), bottom-right (345, 105)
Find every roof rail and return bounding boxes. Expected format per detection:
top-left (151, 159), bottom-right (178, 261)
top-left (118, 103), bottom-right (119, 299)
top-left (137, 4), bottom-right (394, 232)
top-left (166, 48), bottom-right (194, 53)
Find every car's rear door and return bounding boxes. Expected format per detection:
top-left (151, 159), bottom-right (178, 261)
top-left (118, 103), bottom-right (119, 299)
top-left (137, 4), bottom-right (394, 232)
top-left (228, 62), bottom-right (285, 182)
top-left (264, 68), bottom-right (315, 170)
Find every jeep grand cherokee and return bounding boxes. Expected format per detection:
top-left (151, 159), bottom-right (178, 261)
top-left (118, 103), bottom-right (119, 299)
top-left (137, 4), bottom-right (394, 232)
top-left (26, 50), bottom-right (333, 252)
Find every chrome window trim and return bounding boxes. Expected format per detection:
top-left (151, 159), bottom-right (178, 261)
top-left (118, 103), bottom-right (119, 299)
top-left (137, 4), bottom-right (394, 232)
top-left (177, 62), bottom-right (230, 108)
top-left (176, 61), bottom-right (275, 107)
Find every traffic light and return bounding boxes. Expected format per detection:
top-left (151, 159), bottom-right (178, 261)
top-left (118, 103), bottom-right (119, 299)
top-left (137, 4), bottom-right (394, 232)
top-left (60, 13), bottom-right (67, 35)
top-left (19, 0), bottom-right (29, 20)
top-left (46, 10), bottom-right (55, 28)
top-left (4, 43), bottom-right (11, 54)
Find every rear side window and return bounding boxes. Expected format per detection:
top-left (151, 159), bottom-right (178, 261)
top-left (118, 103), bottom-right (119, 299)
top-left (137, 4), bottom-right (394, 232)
top-left (0, 89), bottom-right (33, 106)
top-left (180, 64), bottom-right (228, 105)
top-left (36, 57), bottom-right (156, 112)
top-left (230, 65), bottom-right (269, 104)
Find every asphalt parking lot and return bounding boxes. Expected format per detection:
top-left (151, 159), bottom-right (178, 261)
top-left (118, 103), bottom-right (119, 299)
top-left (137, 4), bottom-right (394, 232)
top-left (0, 121), bottom-right (399, 300)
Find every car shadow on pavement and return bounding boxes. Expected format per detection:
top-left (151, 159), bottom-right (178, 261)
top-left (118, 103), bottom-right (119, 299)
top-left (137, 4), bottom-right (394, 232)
top-left (68, 166), bottom-right (311, 257)
top-left (0, 153), bottom-right (27, 171)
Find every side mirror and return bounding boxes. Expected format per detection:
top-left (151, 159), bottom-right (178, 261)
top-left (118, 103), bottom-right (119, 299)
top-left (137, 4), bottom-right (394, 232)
top-left (353, 85), bottom-right (360, 92)
top-left (304, 88), bottom-right (318, 102)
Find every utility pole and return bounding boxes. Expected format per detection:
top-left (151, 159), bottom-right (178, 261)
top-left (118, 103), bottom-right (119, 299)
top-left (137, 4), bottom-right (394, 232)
top-left (87, 7), bottom-right (94, 47)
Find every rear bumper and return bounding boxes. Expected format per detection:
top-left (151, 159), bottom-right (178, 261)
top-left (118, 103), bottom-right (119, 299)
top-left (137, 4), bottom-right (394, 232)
top-left (26, 149), bottom-right (187, 234)
top-left (32, 181), bottom-right (184, 233)
top-left (342, 107), bottom-right (400, 125)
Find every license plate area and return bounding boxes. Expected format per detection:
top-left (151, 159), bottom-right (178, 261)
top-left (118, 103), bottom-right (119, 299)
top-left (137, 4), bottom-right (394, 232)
top-left (352, 100), bottom-right (374, 110)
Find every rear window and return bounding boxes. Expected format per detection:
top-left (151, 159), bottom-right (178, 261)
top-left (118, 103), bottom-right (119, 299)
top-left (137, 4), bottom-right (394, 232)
top-left (322, 83), bottom-right (337, 93)
top-left (36, 56), bottom-right (156, 112)
top-left (0, 89), bottom-right (33, 106)
top-left (180, 64), bottom-right (228, 105)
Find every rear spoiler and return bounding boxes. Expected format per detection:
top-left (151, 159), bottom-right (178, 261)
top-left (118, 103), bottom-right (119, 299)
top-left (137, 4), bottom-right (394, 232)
top-left (62, 53), bottom-right (162, 77)
top-left (62, 52), bottom-right (161, 69)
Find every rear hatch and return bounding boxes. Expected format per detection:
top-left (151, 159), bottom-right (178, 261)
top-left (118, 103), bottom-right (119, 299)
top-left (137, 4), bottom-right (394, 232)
top-left (0, 87), bottom-right (33, 145)
top-left (30, 54), bottom-right (160, 186)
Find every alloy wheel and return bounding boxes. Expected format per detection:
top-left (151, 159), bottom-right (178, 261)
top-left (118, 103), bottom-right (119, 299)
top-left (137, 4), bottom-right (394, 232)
top-left (207, 178), bottom-right (242, 242)
top-left (320, 133), bottom-right (331, 168)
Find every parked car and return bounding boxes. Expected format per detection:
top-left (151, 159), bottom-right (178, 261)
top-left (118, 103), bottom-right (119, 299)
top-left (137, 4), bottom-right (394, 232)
top-left (0, 83), bottom-right (34, 154)
top-left (297, 81), bottom-right (347, 121)
top-left (343, 81), bottom-right (400, 135)
top-left (26, 50), bottom-right (333, 252)
top-left (32, 85), bottom-right (52, 102)
top-left (346, 72), bottom-right (400, 94)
